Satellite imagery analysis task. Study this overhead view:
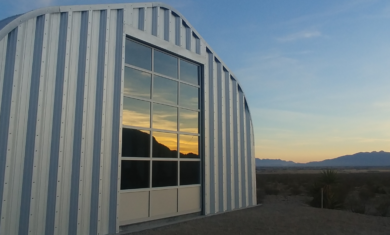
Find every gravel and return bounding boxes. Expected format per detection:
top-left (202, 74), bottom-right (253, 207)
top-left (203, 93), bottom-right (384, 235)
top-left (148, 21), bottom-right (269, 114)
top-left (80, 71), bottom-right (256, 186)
top-left (131, 196), bottom-right (390, 235)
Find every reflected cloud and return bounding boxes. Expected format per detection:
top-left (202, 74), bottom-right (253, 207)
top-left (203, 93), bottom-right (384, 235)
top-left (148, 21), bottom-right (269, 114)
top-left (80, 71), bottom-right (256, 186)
top-left (180, 135), bottom-right (198, 158)
top-left (153, 103), bottom-right (177, 131)
top-left (123, 98), bottom-right (150, 128)
top-left (179, 109), bottom-right (199, 133)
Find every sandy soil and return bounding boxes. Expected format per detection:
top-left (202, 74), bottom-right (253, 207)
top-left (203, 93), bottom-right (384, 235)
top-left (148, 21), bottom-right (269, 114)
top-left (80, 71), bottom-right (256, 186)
top-left (131, 196), bottom-right (390, 235)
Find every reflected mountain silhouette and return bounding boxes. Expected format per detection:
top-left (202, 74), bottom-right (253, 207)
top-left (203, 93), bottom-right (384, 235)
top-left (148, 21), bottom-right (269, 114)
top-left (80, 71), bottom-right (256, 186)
top-left (122, 129), bottom-right (198, 158)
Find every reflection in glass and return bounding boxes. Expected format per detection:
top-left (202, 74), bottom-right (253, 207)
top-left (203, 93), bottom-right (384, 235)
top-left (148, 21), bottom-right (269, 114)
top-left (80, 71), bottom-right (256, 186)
top-left (123, 98), bottom-right (150, 128)
top-left (121, 160), bottom-right (149, 189)
top-left (152, 132), bottom-right (177, 158)
top-left (125, 39), bottom-right (151, 70)
top-left (180, 84), bottom-right (198, 110)
top-left (122, 128), bottom-right (150, 157)
top-left (180, 60), bottom-right (199, 85)
top-left (124, 67), bottom-right (151, 98)
top-left (179, 109), bottom-right (199, 133)
top-left (153, 75), bottom-right (177, 104)
top-left (154, 50), bottom-right (178, 78)
top-left (180, 161), bottom-right (200, 185)
top-left (152, 161), bottom-right (177, 187)
top-left (153, 104), bottom-right (177, 131)
top-left (179, 135), bottom-right (199, 158)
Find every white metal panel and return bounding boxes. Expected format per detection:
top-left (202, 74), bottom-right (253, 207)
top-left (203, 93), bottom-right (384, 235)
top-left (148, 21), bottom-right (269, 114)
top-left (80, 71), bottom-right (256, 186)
top-left (212, 59), bottom-right (218, 213)
top-left (190, 33), bottom-right (196, 53)
top-left (119, 192), bottom-right (149, 223)
top-left (1, 18), bottom-right (34, 235)
top-left (123, 4), bottom-right (133, 27)
top-left (145, 7), bottom-right (152, 34)
top-left (178, 186), bottom-right (201, 212)
top-left (29, 13), bottom-right (60, 235)
top-left (157, 7), bottom-right (164, 40)
top-left (98, 9), bottom-right (117, 234)
top-left (221, 68), bottom-right (227, 212)
top-left (77, 10), bottom-right (93, 235)
top-left (150, 189), bottom-right (177, 217)
top-left (54, 11), bottom-right (72, 234)
top-left (56, 11), bottom-right (81, 235)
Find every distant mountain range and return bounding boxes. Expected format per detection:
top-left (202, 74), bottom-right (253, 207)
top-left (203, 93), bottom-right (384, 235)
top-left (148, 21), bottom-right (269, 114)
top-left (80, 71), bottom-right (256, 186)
top-left (256, 151), bottom-right (390, 167)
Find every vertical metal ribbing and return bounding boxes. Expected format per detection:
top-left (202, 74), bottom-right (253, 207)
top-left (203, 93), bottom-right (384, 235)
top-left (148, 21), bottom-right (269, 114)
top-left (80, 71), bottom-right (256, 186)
top-left (207, 50), bottom-right (215, 214)
top-left (163, 9), bottom-right (169, 41)
top-left (68, 11), bottom-right (89, 235)
top-left (224, 70), bottom-right (231, 211)
top-left (239, 90), bottom-right (246, 207)
top-left (45, 12), bottom-right (68, 235)
top-left (89, 10), bottom-right (107, 235)
top-left (0, 28), bottom-right (18, 230)
top-left (245, 103), bottom-right (253, 206)
top-left (138, 8), bottom-right (144, 31)
top-left (185, 26), bottom-right (191, 50)
top-left (195, 36), bottom-right (200, 54)
top-left (174, 15), bottom-right (180, 46)
top-left (109, 9), bottom-right (123, 234)
top-left (152, 7), bottom-right (157, 36)
top-left (19, 15), bottom-right (45, 235)
top-left (232, 79), bottom-right (239, 209)
top-left (216, 61), bottom-right (223, 212)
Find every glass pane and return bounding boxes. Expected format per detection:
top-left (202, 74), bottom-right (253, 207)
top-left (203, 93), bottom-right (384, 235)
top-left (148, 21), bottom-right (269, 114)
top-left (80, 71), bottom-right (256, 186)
top-left (153, 104), bottom-right (177, 131)
top-left (179, 109), bottom-right (199, 133)
top-left (124, 67), bottom-right (151, 98)
top-left (152, 132), bottom-right (177, 158)
top-left (179, 135), bottom-right (199, 158)
top-left (125, 39), bottom-right (151, 70)
top-left (121, 160), bottom-right (149, 189)
top-left (180, 84), bottom-right (198, 110)
top-left (123, 98), bottom-right (150, 128)
top-left (180, 161), bottom-right (200, 185)
top-left (180, 60), bottom-right (199, 85)
top-left (154, 50), bottom-right (178, 78)
top-left (122, 129), bottom-right (150, 157)
top-left (153, 75), bottom-right (177, 104)
top-left (152, 161), bottom-right (177, 187)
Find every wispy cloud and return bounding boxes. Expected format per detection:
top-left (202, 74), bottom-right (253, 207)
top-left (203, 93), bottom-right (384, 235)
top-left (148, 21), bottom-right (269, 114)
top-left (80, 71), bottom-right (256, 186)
top-left (277, 30), bottom-right (322, 42)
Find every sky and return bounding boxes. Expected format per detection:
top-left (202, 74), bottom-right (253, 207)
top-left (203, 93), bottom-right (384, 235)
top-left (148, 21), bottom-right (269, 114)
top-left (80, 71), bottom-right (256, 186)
top-left (1, 0), bottom-right (389, 163)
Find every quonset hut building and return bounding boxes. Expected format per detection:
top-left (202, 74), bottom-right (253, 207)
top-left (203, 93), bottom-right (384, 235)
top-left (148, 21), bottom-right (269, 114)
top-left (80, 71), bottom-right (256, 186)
top-left (0, 2), bottom-right (256, 235)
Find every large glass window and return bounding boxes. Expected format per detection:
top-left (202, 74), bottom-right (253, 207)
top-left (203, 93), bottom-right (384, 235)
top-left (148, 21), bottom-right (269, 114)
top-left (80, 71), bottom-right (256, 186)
top-left (124, 67), bottom-right (151, 98)
top-left (125, 40), bottom-right (151, 70)
top-left (154, 50), bottom-right (178, 78)
top-left (121, 38), bottom-right (201, 190)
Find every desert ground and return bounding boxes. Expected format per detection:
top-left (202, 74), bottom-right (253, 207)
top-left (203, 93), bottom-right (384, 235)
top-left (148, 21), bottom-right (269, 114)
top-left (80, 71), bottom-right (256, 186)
top-left (129, 195), bottom-right (390, 235)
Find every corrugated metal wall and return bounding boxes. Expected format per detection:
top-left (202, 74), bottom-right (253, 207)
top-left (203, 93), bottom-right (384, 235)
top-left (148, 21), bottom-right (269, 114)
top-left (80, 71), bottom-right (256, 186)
top-left (0, 2), bottom-right (256, 235)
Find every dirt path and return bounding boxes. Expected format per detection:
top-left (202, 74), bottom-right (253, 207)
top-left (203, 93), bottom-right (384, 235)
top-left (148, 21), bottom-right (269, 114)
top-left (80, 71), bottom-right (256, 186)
top-left (131, 196), bottom-right (390, 235)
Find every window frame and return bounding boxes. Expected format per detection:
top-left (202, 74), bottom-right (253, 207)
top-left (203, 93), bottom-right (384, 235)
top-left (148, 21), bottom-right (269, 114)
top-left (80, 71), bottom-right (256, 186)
top-left (121, 38), bottom-right (203, 192)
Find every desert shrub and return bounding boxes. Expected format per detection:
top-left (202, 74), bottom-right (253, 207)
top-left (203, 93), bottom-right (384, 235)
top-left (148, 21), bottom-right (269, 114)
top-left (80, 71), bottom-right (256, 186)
top-left (344, 191), bottom-right (365, 214)
top-left (358, 187), bottom-right (375, 202)
top-left (309, 169), bottom-right (344, 209)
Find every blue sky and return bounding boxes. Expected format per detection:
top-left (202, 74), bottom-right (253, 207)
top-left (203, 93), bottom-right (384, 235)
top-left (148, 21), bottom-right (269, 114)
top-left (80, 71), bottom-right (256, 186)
top-left (1, 0), bottom-right (389, 163)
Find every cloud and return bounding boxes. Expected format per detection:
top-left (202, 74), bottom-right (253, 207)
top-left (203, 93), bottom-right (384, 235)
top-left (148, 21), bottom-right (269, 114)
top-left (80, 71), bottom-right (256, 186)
top-left (277, 30), bottom-right (322, 42)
